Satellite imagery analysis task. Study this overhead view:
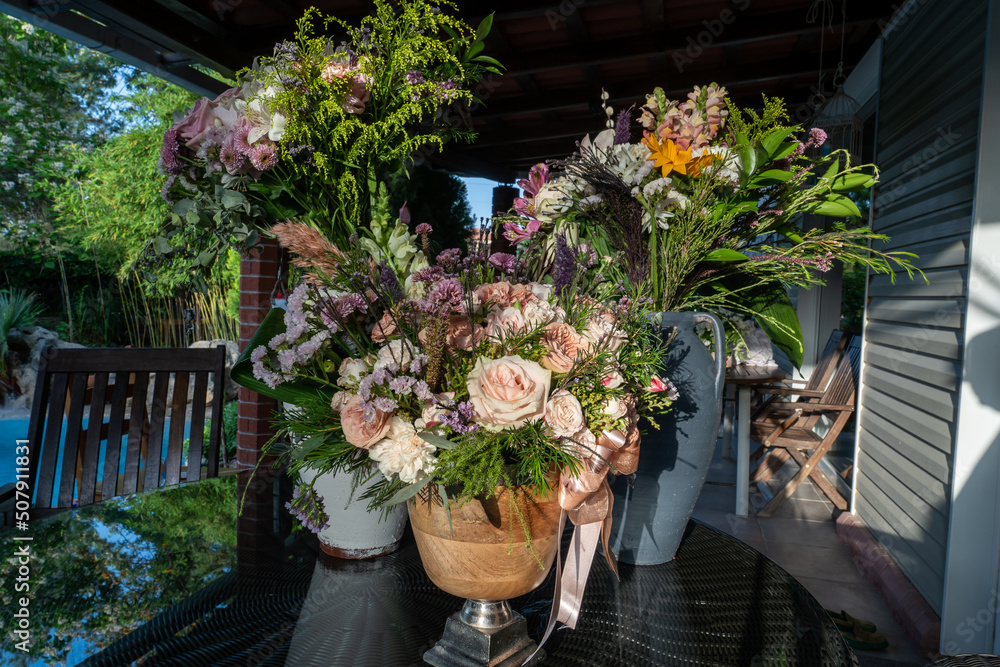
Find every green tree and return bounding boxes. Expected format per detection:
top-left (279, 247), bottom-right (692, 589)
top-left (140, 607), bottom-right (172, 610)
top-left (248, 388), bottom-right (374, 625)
top-left (387, 166), bottom-right (476, 253)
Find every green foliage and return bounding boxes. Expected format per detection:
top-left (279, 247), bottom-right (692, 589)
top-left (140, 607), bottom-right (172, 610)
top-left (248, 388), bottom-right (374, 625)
top-left (387, 166), bottom-right (476, 253)
top-left (840, 266), bottom-right (866, 335)
top-left (0, 287), bottom-right (42, 385)
top-left (244, 1), bottom-right (498, 247)
top-left (726, 94), bottom-right (790, 143)
top-left (0, 477), bottom-right (236, 665)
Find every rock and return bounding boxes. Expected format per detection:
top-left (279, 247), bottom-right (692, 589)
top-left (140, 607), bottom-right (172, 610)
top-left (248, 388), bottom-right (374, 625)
top-left (6, 327), bottom-right (87, 412)
top-left (189, 339), bottom-right (240, 403)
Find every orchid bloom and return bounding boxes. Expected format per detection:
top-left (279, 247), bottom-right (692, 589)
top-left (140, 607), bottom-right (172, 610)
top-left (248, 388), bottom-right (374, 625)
top-left (503, 219), bottom-right (541, 244)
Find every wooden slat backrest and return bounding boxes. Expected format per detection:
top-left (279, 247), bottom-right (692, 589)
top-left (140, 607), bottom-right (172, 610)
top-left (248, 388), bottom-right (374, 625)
top-left (806, 331), bottom-right (850, 393)
top-left (824, 337), bottom-right (863, 407)
top-left (28, 346), bottom-right (229, 513)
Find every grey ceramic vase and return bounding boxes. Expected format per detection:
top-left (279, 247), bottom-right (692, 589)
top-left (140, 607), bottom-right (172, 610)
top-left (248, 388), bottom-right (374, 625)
top-left (608, 311), bottom-right (726, 565)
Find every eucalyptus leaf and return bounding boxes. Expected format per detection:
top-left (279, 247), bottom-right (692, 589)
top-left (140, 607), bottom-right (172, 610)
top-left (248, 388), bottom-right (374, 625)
top-left (385, 475), bottom-right (432, 506)
top-left (221, 189), bottom-right (246, 209)
top-left (152, 237), bottom-right (173, 254)
top-left (419, 432), bottom-right (456, 450)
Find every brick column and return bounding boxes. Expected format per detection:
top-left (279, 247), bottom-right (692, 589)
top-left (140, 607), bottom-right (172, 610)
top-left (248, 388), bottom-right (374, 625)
top-left (237, 237), bottom-right (284, 555)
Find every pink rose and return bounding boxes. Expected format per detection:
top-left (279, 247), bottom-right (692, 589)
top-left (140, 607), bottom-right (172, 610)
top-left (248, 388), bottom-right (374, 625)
top-left (544, 389), bottom-right (586, 438)
top-left (475, 281), bottom-right (514, 309)
top-left (340, 395), bottom-right (392, 449)
top-left (331, 391), bottom-right (353, 412)
top-left (371, 312), bottom-right (398, 343)
top-left (321, 61), bottom-right (351, 83)
top-left (445, 315), bottom-right (485, 351)
top-left (174, 98), bottom-right (217, 150)
top-left (484, 306), bottom-right (526, 341)
top-left (539, 322), bottom-right (592, 374)
top-left (507, 284), bottom-right (537, 304)
top-left (467, 355), bottom-right (551, 430)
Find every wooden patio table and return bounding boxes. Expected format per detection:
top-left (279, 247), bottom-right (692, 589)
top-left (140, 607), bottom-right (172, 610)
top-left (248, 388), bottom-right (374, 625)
top-left (724, 364), bottom-right (787, 517)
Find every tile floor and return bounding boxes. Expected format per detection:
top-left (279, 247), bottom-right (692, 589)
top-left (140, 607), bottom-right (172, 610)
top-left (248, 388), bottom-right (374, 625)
top-left (692, 438), bottom-right (931, 667)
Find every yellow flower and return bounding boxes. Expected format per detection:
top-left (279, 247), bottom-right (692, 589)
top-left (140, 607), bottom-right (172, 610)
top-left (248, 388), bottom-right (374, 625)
top-left (642, 133), bottom-right (713, 178)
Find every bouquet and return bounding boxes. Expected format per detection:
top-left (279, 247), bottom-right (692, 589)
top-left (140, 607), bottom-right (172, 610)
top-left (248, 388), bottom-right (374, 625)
top-left (233, 212), bottom-right (674, 536)
top-left (501, 85), bottom-right (923, 367)
top-left (150, 0), bottom-right (500, 283)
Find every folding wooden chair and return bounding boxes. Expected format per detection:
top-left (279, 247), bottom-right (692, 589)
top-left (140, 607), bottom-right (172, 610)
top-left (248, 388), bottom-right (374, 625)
top-left (749, 337), bottom-right (861, 517)
top-left (26, 346), bottom-right (231, 518)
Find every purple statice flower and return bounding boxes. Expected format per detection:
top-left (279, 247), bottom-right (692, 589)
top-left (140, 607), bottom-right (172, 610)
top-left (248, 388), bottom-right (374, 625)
top-left (809, 127), bottom-right (828, 147)
top-left (613, 105), bottom-right (634, 145)
top-left (489, 252), bottom-right (520, 275)
top-left (552, 234), bottom-right (576, 296)
top-left (361, 400), bottom-right (377, 423)
top-left (295, 331), bottom-right (328, 364)
top-left (416, 222), bottom-right (433, 235)
top-left (413, 380), bottom-right (433, 402)
top-left (436, 248), bottom-right (462, 268)
top-left (285, 485), bottom-right (330, 534)
top-left (358, 375), bottom-right (375, 401)
top-left (405, 69), bottom-right (425, 85)
top-left (276, 348), bottom-right (298, 374)
top-left (249, 142), bottom-right (278, 171)
top-left (380, 262), bottom-right (405, 303)
top-left (439, 401), bottom-right (479, 434)
top-left (160, 128), bottom-right (184, 175)
top-left (373, 396), bottom-right (398, 413)
top-left (370, 368), bottom-right (390, 386)
top-left (335, 293), bottom-right (369, 318)
top-left (389, 376), bottom-right (416, 395)
top-left (269, 332), bottom-right (288, 349)
top-left (409, 353), bottom-right (429, 375)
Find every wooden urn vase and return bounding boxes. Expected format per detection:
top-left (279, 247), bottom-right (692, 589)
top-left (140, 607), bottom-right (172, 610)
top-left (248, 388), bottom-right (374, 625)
top-left (408, 485), bottom-right (562, 667)
top-left (408, 485), bottom-right (562, 600)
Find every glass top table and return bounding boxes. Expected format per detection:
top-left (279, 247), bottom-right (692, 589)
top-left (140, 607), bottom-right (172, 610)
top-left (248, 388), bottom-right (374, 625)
top-left (3, 478), bottom-right (856, 667)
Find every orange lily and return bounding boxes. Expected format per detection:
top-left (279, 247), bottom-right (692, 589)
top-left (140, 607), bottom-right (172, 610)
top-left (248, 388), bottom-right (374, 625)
top-left (642, 133), bottom-right (714, 178)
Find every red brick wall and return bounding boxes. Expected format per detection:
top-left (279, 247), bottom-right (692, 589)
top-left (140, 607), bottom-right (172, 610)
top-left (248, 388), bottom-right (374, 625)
top-left (237, 238), bottom-right (284, 552)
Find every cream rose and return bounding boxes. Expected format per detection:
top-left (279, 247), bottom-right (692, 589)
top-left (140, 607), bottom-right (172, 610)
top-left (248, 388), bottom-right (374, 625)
top-left (369, 417), bottom-right (437, 484)
top-left (529, 282), bottom-right (553, 301)
top-left (521, 300), bottom-right (557, 329)
top-left (539, 323), bottom-right (592, 374)
top-left (582, 315), bottom-right (628, 353)
top-left (544, 389), bottom-right (586, 438)
top-left (331, 390), bottom-right (353, 412)
top-left (484, 306), bottom-right (526, 341)
top-left (373, 339), bottom-right (416, 371)
top-left (338, 357), bottom-right (369, 387)
top-left (340, 395), bottom-right (391, 449)
top-left (603, 395), bottom-right (628, 420)
top-left (466, 355), bottom-right (551, 430)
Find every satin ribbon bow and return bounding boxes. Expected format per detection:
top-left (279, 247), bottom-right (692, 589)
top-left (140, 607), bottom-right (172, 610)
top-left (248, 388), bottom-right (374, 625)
top-left (523, 398), bottom-right (641, 664)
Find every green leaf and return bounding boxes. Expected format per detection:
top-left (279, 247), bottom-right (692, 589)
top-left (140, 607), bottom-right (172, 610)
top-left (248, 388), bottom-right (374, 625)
top-left (770, 141), bottom-right (799, 161)
top-left (749, 169), bottom-right (794, 187)
top-left (775, 223), bottom-right (804, 244)
top-left (475, 12), bottom-right (495, 42)
top-left (761, 127), bottom-right (797, 157)
top-left (385, 475), bottom-right (432, 506)
top-left (737, 144), bottom-right (757, 177)
top-left (802, 194), bottom-right (862, 218)
top-left (474, 55), bottom-right (504, 69)
top-left (221, 189), bottom-right (245, 209)
top-left (752, 287), bottom-right (804, 369)
top-left (153, 237), bottom-right (173, 254)
top-left (185, 209), bottom-right (200, 226)
top-left (705, 249), bottom-right (749, 262)
top-left (441, 25), bottom-right (460, 42)
top-left (231, 308), bottom-right (335, 405)
top-left (290, 435), bottom-right (327, 460)
top-left (196, 249), bottom-right (216, 266)
top-left (831, 172), bottom-right (877, 192)
top-left (172, 199), bottom-right (194, 217)
top-left (467, 42), bottom-right (485, 59)
top-left (821, 159), bottom-right (840, 184)
top-left (419, 432), bottom-right (456, 450)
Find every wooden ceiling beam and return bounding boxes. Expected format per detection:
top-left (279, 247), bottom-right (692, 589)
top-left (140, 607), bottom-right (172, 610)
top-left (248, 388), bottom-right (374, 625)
top-left (499, 6), bottom-right (891, 78)
top-left (474, 51), bottom-right (861, 121)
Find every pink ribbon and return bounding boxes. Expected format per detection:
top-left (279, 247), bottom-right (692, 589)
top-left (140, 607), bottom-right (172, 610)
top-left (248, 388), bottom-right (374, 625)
top-left (521, 398), bottom-right (641, 664)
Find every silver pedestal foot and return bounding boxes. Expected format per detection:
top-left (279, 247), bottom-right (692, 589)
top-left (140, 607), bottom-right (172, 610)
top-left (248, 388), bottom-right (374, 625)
top-left (423, 599), bottom-right (544, 667)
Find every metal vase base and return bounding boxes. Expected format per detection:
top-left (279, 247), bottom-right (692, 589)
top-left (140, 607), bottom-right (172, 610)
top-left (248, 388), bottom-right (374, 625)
top-left (423, 600), bottom-right (544, 667)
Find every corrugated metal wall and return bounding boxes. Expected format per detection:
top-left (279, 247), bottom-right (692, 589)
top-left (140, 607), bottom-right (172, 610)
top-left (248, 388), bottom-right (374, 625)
top-left (858, 0), bottom-right (988, 614)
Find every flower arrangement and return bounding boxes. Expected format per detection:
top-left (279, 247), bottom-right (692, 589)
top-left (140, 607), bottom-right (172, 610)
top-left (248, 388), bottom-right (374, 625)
top-left (233, 213), bottom-right (673, 537)
top-left (500, 85), bottom-right (924, 367)
top-left (152, 0), bottom-right (500, 279)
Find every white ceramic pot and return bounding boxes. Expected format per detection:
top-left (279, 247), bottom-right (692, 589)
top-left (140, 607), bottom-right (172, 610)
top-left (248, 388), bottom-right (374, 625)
top-left (297, 466), bottom-right (407, 559)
